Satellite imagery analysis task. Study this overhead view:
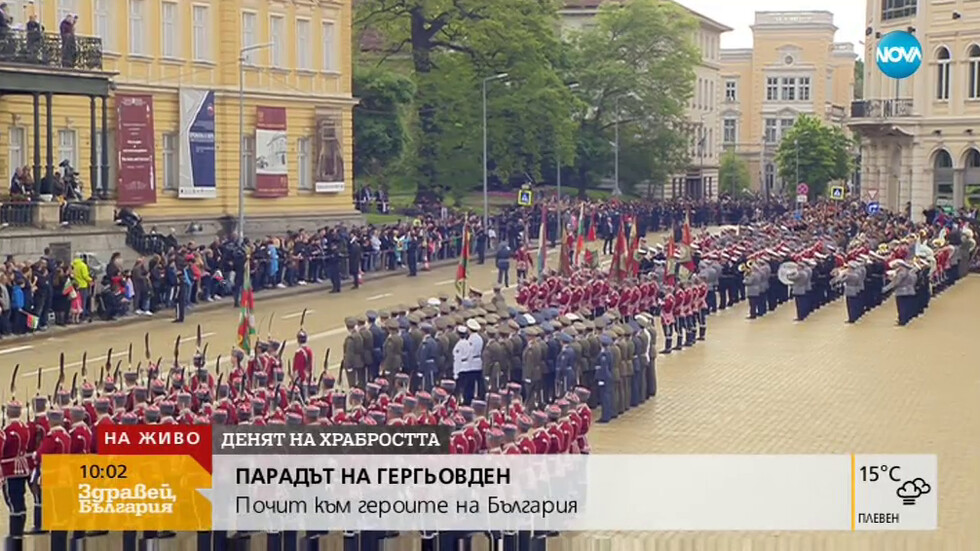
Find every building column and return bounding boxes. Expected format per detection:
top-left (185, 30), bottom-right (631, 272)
top-left (45, 92), bottom-right (53, 183)
top-left (90, 96), bottom-right (98, 198)
top-left (100, 96), bottom-right (109, 198)
top-left (32, 93), bottom-right (41, 189)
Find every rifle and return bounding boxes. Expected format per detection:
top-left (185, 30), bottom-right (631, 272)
top-left (173, 335), bottom-right (181, 368)
top-left (127, 342), bottom-right (133, 369)
top-left (196, 324), bottom-right (203, 350)
top-left (144, 332), bottom-right (152, 361)
top-left (69, 373), bottom-right (78, 404)
top-left (214, 355), bottom-right (222, 377)
top-left (299, 308), bottom-right (308, 330)
top-left (53, 354), bottom-right (65, 398)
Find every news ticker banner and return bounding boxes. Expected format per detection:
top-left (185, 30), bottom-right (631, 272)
top-left (42, 425), bottom-right (937, 532)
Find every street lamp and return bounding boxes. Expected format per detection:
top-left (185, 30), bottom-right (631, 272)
top-left (482, 72), bottom-right (508, 230)
top-left (556, 83), bottom-right (579, 225)
top-left (794, 138), bottom-right (800, 190)
top-left (238, 42), bottom-right (274, 241)
top-left (613, 96), bottom-right (621, 197)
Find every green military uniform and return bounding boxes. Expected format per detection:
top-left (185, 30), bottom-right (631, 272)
top-left (608, 329), bottom-right (623, 417)
top-left (342, 318), bottom-right (364, 389)
top-left (358, 317), bottom-right (373, 383)
top-left (381, 320), bottom-right (403, 386)
top-left (435, 319), bottom-right (452, 380)
top-left (482, 328), bottom-right (505, 391)
top-left (491, 287), bottom-right (507, 312)
top-left (623, 325), bottom-right (635, 412)
top-left (508, 325), bottom-right (523, 383)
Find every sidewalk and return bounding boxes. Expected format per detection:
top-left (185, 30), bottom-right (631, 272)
top-left (0, 258), bottom-right (461, 345)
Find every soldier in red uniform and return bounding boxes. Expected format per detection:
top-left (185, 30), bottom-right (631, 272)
top-left (292, 330), bottom-right (314, 388)
top-left (68, 407), bottom-right (93, 454)
top-left (91, 398), bottom-right (114, 453)
top-left (35, 408), bottom-right (70, 546)
top-left (2, 398), bottom-right (32, 542)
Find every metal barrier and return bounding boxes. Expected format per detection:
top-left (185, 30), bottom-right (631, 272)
top-left (0, 29), bottom-right (104, 70)
top-left (0, 202), bottom-right (35, 227)
top-left (60, 202), bottom-right (94, 225)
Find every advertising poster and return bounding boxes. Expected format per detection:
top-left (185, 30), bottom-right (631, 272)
top-left (255, 106), bottom-right (288, 198)
top-left (178, 88), bottom-right (217, 199)
top-left (314, 114), bottom-right (345, 193)
top-left (115, 94), bottom-right (157, 205)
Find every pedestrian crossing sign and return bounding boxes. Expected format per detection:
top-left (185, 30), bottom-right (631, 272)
top-left (830, 186), bottom-right (845, 200)
top-left (518, 189), bottom-right (534, 206)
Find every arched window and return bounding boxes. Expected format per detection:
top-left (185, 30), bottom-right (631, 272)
top-left (764, 163), bottom-right (775, 193)
top-left (937, 47), bottom-right (951, 101)
top-left (967, 148), bottom-right (980, 168)
top-left (969, 45), bottom-right (980, 99)
top-left (933, 150), bottom-right (954, 206)
top-left (966, 149), bottom-right (980, 209)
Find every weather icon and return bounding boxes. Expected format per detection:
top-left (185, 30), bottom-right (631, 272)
top-left (896, 478), bottom-right (931, 505)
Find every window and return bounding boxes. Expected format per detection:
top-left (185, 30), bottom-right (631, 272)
top-left (241, 12), bottom-right (257, 64)
top-left (163, 133), bottom-right (178, 191)
top-left (298, 137), bottom-right (312, 190)
top-left (882, 0), bottom-right (916, 21)
top-left (764, 163), bottom-right (775, 192)
top-left (709, 81), bottom-right (714, 109)
top-left (937, 47), bottom-right (951, 101)
top-left (779, 118), bottom-right (795, 138)
top-left (161, 2), bottom-right (179, 58)
top-left (798, 77), bottom-right (811, 101)
top-left (57, 129), bottom-right (77, 170)
top-left (94, 0), bottom-right (113, 51)
top-left (708, 128), bottom-right (713, 157)
top-left (270, 15), bottom-right (285, 68)
top-left (764, 119), bottom-right (777, 143)
top-left (766, 77), bottom-right (779, 101)
top-left (322, 22), bottom-right (336, 71)
top-left (193, 5), bottom-right (210, 61)
top-left (296, 20), bottom-right (312, 70)
top-left (968, 45), bottom-right (980, 99)
top-left (725, 80), bottom-right (737, 102)
top-left (128, 0), bottom-right (145, 55)
top-left (243, 136), bottom-right (256, 190)
top-left (8, 127), bottom-right (25, 174)
top-left (57, 0), bottom-right (76, 22)
top-left (723, 118), bottom-right (737, 144)
top-left (781, 77), bottom-right (796, 101)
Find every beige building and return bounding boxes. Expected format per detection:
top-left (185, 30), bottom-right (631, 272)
top-left (720, 12), bottom-right (856, 196)
top-left (559, 0), bottom-right (732, 199)
top-left (850, 0), bottom-right (980, 216)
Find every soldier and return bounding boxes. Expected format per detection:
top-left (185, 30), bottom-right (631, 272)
top-left (746, 260), bottom-right (764, 319)
top-left (787, 259), bottom-right (811, 321)
top-left (418, 323), bottom-right (439, 391)
top-left (659, 287), bottom-right (675, 354)
top-left (636, 314), bottom-right (656, 398)
top-left (68, 406), bottom-right (92, 454)
top-left (883, 259), bottom-right (917, 326)
top-left (292, 329), bottom-right (314, 388)
top-left (843, 260), bottom-right (866, 324)
top-left (405, 315), bottom-right (424, 391)
top-left (629, 321), bottom-right (643, 408)
top-left (367, 310), bottom-right (386, 380)
top-left (482, 326), bottom-right (504, 393)
top-left (3, 396), bottom-right (32, 544)
top-left (342, 317), bottom-right (364, 389)
top-left (381, 319), bottom-right (403, 386)
top-left (521, 327), bottom-right (542, 409)
top-left (491, 285), bottom-right (507, 312)
top-left (608, 325), bottom-right (624, 417)
top-left (596, 335), bottom-right (615, 423)
top-left (555, 332), bottom-right (576, 397)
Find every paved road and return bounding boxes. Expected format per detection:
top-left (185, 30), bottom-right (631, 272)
top-left (4, 257), bottom-right (977, 549)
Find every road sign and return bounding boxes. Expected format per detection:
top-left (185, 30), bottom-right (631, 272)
top-left (795, 194), bottom-right (807, 204)
top-left (867, 189), bottom-right (879, 201)
top-left (830, 186), bottom-right (845, 201)
top-left (867, 201), bottom-right (881, 215)
top-left (797, 183), bottom-right (809, 195)
top-left (517, 189), bottom-right (533, 207)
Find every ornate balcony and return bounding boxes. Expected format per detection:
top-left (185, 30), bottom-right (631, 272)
top-left (0, 29), bottom-right (103, 71)
top-left (850, 99), bottom-right (915, 120)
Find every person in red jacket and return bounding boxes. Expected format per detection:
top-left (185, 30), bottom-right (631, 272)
top-left (2, 399), bottom-right (32, 542)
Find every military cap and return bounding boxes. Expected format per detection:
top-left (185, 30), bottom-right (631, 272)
top-left (385, 319), bottom-right (399, 330)
top-left (493, 284), bottom-right (502, 291)
top-left (345, 317), bottom-right (357, 328)
top-left (486, 313), bottom-right (500, 324)
top-left (516, 316), bottom-right (529, 328)
top-left (421, 322), bottom-right (434, 333)
top-left (486, 326), bottom-right (498, 337)
top-left (438, 293), bottom-right (450, 301)
top-left (461, 299), bottom-right (476, 309)
top-left (475, 308), bottom-right (487, 317)
top-left (456, 325), bottom-right (469, 335)
top-left (120, 412), bottom-right (138, 425)
top-left (417, 298), bottom-right (428, 308)
top-left (540, 322), bottom-right (554, 334)
top-left (487, 392), bottom-right (502, 409)
top-left (483, 303), bottom-right (497, 314)
top-left (423, 307), bottom-right (438, 318)
top-left (397, 317), bottom-right (409, 330)
top-left (433, 317), bottom-right (446, 331)
top-left (551, 317), bottom-right (565, 328)
top-left (507, 320), bottom-right (520, 331)
top-left (546, 405), bottom-right (561, 421)
top-left (628, 320), bottom-right (641, 333)
top-left (599, 334), bottom-right (613, 346)
top-left (396, 304), bottom-right (410, 315)
top-left (449, 302), bottom-right (459, 311)
top-left (559, 332), bottom-right (573, 343)
top-left (532, 312), bottom-right (545, 325)
top-left (516, 305), bottom-right (528, 314)
top-left (572, 322), bottom-right (586, 332)
top-left (594, 317), bottom-right (607, 329)
top-left (584, 320), bottom-right (596, 330)
top-left (460, 310), bottom-right (473, 320)
top-left (408, 313), bottom-right (421, 325)
top-left (212, 410), bottom-right (229, 424)
top-left (366, 310), bottom-right (378, 320)
top-left (564, 327), bottom-right (578, 338)
top-left (379, 310), bottom-right (390, 319)
top-left (474, 317), bottom-right (487, 326)
top-left (466, 319), bottom-right (481, 332)
top-left (427, 297), bottom-right (441, 308)
top-left (502, 423), bottom-right (518, 440)
top-left (439, 303), bottom-right (452, 315)
top-left (497, 309), bottom-right (511, 320)
top-left (356, 315), bottom-right (367, 324)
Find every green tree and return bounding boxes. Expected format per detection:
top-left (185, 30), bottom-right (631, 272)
top-left (774, 114), bottom-right (854, 199)
top-left (353, 66), bottom-right (416, 178)
top-left (718, 150), bottom-right (751, 197)
top-left (563, 0), bottom-right (699, 197)
top-left (854, 60), bottom-right (864, 100)
top-left (355, 0), bottom-right (577, 201)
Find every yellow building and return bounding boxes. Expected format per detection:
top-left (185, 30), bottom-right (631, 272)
top-left (720, 11), bottom-right (856, 195)
top-left (0, 0), bottom-right (357, 234)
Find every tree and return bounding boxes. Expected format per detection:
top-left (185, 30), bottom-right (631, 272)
top-left (564, 0), bottom-right (699, 196)
top-left (355, 0), bottom-right (577, 201)
top-left (854, 60), bottom-right (864, 100)
top-left (353, 66), bottom-right (416, 178)
top-left (718, 150), bottom-right (751, 197)
top-left (774, 114), bottom-right (854, 199)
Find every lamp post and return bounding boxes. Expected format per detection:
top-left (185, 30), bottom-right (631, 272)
top-left (556, 83), bottom-right (579, 226)
top-left (794, 138), bottom-right (800, 191)
top-left (613, 96), bottom-right (621, 197)
top-left (238, 42), bottom-right (274, 241)
top-left (482, 73), bottom-right (508, 230)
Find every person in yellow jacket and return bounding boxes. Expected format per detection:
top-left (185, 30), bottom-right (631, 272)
top-left (71, 255), bottom-right (93, 321)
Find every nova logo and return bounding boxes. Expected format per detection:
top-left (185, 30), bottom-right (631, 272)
top-left (876, 31), bottom-right (923, 79)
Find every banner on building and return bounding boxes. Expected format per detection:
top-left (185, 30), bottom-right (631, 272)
top-left (254, 107), bottom-right (288, 198)
top-left (314, 113), bottom-right (345, 193)
top-left (115, 94), bottom-right (157, 205)
top-left (178, 89), bottom-right (217, 199)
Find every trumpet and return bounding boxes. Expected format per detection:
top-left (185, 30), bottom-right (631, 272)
top-left (738, 260), bottom-right (753, 274)
top-left (830, 266), bottom-right (850, 286)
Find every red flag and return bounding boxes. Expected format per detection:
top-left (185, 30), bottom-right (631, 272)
top-left (455, 223), bottom-right (471, 300)
top-left (236, 259), bottom-right (256, 355)
top-left (665, 235), bottom-right (677, 286)
top-left (559, 224), bottom-right (572, 277)
top-left (626, 219), bottom-right (640, 276)
top-left (587, 213), bottom-right (597, 242)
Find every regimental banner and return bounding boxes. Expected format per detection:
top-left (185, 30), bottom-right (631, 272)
top-left (314, 113), bottom-right (345, 193)
top-left (42, 425), bottom-right (938, 533)
top-left (255, 106), bottom-right (288, 198)
top-left (178, 89), bottom-right (217, 199)
top-left (115, 94), bottom-right (157, 205)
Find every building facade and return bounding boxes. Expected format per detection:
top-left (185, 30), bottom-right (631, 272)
top-left (720, 11), bottom-right (856, 196)
top-left (559, 0), bottom-right (731, 199)
top-left (0, 0), bottom-right (356, 231)
top-left (851, 0), bottom-right (980, 217)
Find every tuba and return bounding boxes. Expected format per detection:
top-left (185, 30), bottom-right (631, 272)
top-left (777, 261), bottom-right (799, 286)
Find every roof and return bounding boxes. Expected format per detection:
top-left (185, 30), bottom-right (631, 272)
top-left (560, 0), bottom-right (732, 33)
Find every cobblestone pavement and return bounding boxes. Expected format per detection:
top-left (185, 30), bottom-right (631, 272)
top-left (8, 267), bottom-right (978, 550)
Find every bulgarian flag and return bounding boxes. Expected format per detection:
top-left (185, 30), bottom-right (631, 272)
top-left (25, 312), bottom-right (40, 331)
top-left (455, 222), bottom-right (471, 301)
top-left (626, 217), bottom-right (640, 276)
top-left (574, 203), bottom-right (587, 266)
top-left (609, 219), bottom-right (627, 282)
top-left (587, 212), bottom-right (597, 242)
top-left (665, 235), bottom-right (677, 285)
top-left (537, 205), bottom-right (548, 280)
top-left (559, 223), bottom-right (572, 277)
top-left (236, 259), bottom-right (257, 355)
top-left (682, 210), bottom-right (693, 246)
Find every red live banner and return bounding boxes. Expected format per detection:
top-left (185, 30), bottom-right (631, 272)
top-left (115, 94), bottom-right (157, 205)
top-left (98, 424), bottom-right (213, 473)
top-left (254, 106), bottom-right (288, 198)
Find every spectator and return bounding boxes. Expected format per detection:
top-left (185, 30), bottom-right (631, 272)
top-left (10, 166), bottom-right (24, 196)
top-left (59, 12), bottom-right (76, 67)
top-left (0, 272), bottom-right (10, 337)
top-left (71, 254), bottom-right (93, 321)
